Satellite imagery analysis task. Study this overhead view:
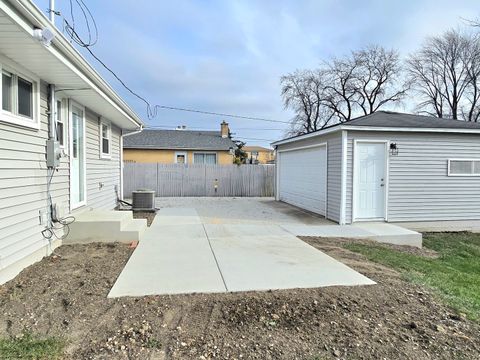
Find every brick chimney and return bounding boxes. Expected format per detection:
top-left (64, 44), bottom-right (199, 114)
top-left (221, 121), bottom-right (229, 138)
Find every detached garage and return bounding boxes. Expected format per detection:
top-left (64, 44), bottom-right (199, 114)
top-left (273, 111), bottom-right (480, 225)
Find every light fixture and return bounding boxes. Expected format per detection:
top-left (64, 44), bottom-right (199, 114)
top-left (33, 27), bottom-right (55, 46)
top-left (390, 142), bottom-right (399, 156)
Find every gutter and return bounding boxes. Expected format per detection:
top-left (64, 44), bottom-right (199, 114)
top-left (10, 0), bottom-right (144, 129)
top-left (272, 125), bottom-right (480, 147)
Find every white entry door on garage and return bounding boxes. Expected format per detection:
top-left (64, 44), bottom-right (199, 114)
top-left (278, 145), bottom-right (327, 215)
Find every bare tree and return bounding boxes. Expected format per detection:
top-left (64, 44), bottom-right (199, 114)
top-left (353, 46), bottom-right (409, 115)
top-left (407, 30), bottom-right (480, 121)
top-left (281, 69), bottom-right (334, 135)
top-left (281, 45), bottom-right (408, 136)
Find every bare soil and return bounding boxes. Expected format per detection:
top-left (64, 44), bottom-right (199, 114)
top-left (133, 210), bottom-right (157, 227)
top-left (1, 238), bottom-right (479, 360)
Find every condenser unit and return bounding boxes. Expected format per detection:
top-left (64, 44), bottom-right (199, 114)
top-left (132, 190), bottom-right (155, 211)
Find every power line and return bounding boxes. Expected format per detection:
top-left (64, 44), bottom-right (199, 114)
top-left (144, 124), bottom-right (285, 131)
top-left (60, 1), bottom-right (290, 125)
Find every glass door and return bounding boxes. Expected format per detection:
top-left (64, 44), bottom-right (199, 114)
top-left (70, 102), bottom-right (86, 209)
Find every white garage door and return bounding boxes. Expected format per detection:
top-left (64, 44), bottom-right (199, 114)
top-left (278, 145), bottom-right (327, 215)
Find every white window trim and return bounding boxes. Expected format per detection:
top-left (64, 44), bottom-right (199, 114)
top-left (193, 151), bottom-right (218, 164)
top-left (69, 100), bottom-right (87, 211)
top-left (56, 98), bottom-right (68, 149)
top-left (99, 118), bottom-right (112, 159)
top-left (447, 158), bottom-right (480, 177)
top-left (0, 55), bottom-right (40, 130)
top-left (175, 151), bottom-right (187, 164)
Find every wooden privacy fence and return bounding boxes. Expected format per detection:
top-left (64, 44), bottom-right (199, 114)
top-left (123, 162), bottom-right (275, 197)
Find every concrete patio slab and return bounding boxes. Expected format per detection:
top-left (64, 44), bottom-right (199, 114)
top-left (206, 224), bottom-right (375, 292)
top-left (110, 205), bottom-right (375, 297)
top-left (108, 219), bottom-right (226, 297)
top-left (154, 208), bottom-right (202, 225)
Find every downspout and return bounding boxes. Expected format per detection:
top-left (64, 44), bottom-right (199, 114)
top-left (48, 84), bottom-right (55, 140)
top-left (119, 126), bottom-right (143, 200)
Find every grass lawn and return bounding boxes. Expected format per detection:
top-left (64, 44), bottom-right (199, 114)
top-left (344, 232), bottom-right (480, 321)
top-left (0, 333), bottom-right (65, 360)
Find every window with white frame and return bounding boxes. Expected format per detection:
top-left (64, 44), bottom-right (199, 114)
top-left (448, 159), bottom-right (480, 176)
top-left (175, 152), bottom-right (187, 164)
top-left (56, 100), bottom-right (66, 147)
top-left (100, 120), bottom-right (111, 158)
top-left (1, 64), bottom-right (38, 128)
top-left (193, 152), bottom-right (217, 164)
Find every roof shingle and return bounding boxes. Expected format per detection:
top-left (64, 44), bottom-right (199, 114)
top-left (123, 129), bottom-right (236, 151)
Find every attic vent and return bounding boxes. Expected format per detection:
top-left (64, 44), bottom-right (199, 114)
top-left (132, 190), bottom-right (155, 211)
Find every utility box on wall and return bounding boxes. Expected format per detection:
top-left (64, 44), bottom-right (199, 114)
top-left (46, 140), bottom-right (61, 168)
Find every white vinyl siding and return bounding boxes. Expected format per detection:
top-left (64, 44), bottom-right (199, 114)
top-left (0, 83), bottom-right (122, 284)
top-left (346, 131), bottom-right (480, 223)
top-left (275, 132), bottom-right (342, 222)
top-left (0, 81), bottom-right (69, 281)
top-left (85, 109), bottom-right (121, 210)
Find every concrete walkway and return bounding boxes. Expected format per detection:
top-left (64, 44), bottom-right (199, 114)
top-left (108, 206), bottom-right (375, 297)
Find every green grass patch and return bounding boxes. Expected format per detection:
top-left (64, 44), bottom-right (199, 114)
top-left (0, 333), bottom-right (65, 359)
top-left (344, 232), bottom-right (480, 321)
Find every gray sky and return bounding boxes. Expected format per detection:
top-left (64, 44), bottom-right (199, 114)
top-left (37, 0), bottom-right (479, 147)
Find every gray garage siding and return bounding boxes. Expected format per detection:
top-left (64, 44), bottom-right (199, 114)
top-left (276, 132), bottom-right (342, 222)
top-left (345, 130), bottom-right (480, 223)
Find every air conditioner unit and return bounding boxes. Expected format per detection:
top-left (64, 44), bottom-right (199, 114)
top-left (132, 190), bottom-right (155, 211)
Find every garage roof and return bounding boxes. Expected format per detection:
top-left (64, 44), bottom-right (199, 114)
top-left (272, 111), bottom-right (480, 146)
top-left (346, 111), bottom-right (480, 129)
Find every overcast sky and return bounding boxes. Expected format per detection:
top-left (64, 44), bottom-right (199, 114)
top-left (36, 0), bottom-right (479, 147)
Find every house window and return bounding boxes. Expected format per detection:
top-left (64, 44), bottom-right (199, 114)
top-left (100, 120), bottom-right (111, 158)
top-left (0, 64), bottom-right (38, 129)
top-left (448, 159), bottom-right (480, 176)
top-left (56, 100), bottom-right (65, 147)
top-left (175, 152), bottom-right (187, 164)
top-left (193, 153), bottom-right (217, 164)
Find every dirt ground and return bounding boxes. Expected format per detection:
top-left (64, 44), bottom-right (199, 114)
top-left (1, 238), bottom-right (479, 360)
top-left (133, 210), bottom-right (157, 226)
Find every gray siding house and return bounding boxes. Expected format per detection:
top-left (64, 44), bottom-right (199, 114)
top-left (273, 111), bottom-right (480, 225)
top-left (0, 0), bottom-right (143, 284)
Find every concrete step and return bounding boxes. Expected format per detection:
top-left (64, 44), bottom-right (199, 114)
top-left (117, 218), bottom-right (148, 242)
top-left (66, 210), bottom-right (147, 244)
top-left (282, 222), bottom-right (422, 248)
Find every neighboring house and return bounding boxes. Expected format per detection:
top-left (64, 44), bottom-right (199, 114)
top-left (272, 111), bottom-right (480, 225)
top-left (243, 146), bottom-right (275, 164)
top-left (0, 0), bottom-right (144, 284)
top-left (123, 121), bottom-right (236, 165)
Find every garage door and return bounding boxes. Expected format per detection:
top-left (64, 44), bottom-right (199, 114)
top-left (278, 145), bottom-right (327, 215)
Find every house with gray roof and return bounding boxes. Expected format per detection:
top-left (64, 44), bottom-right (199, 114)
top-left (272, 111), bottom-right (480, 226)
top-left (124, 121), bottom-right (236, 165)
